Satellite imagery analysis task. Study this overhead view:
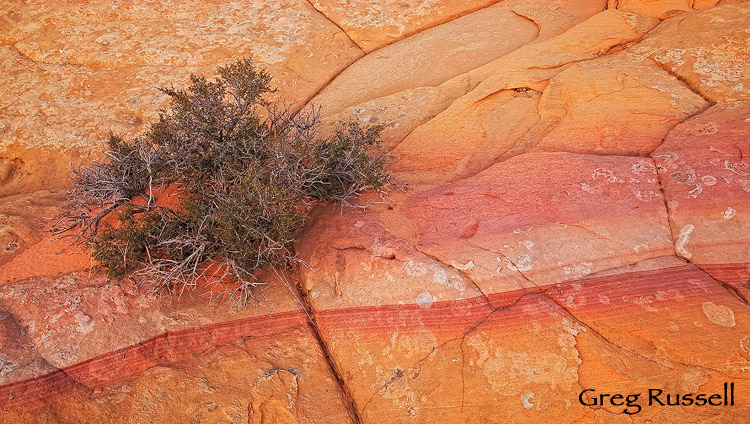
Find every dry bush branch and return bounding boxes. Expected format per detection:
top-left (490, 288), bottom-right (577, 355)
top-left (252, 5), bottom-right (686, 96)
top-left (55, 57), bottom-right (391, 306)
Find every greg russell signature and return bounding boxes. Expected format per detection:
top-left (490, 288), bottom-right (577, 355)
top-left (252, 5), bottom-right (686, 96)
top-left (578, 383), bottom-right (736, 415)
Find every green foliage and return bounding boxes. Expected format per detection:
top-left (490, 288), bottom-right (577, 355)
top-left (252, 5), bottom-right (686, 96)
top-left (56, 58), bottom-right (390, 304)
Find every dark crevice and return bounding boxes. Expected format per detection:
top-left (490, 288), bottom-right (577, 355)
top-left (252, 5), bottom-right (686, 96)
top-left (302, 0), bottom-right (365, 53)
top-left (286, 271), bottom-right (362, 424)
top-left (510, 9), bottom-right (542, 39)
top-left (643, 52), bottom-right (715, 106)
top-left (649, 157), bottom-right (680, 255)
top-left (464, 240), bottom-right (544, 292)
top-left (692, 263), bottom-right (750, 308)
top-left (413, 245), bottom-right (490, 304)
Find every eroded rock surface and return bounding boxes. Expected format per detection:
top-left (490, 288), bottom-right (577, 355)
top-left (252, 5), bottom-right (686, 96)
top-left (0, 0), bottom-right (364, 196)
top-left (2, 1), bottom-right (750, 423)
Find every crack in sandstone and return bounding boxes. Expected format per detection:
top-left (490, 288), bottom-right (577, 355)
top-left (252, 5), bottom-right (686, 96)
top-left (563, 222), bottom-right (630, 249)
top-left (572, 255), bottom-right (685, 281)
top-left (298, 0), bottom-right (505, 113)
top-left (636, 44), bottom-right (715, 106)
top-left (302, 0), bottom-right (365, 54)
top-left (413, 245), bottom-right (490, 304)
top-left (650, 157), bottom-right (681, 255)
top-left (693, 263), bottom-right (750, 307)
top-left (359, 287), bottom-right (543, 417)
top-left (510, 10), bottom-right (542, 39)
top-left (287, 271), bottom-right (362, 424)
top-left (328, 0), bottom-right (506, 55)
top-left (464, 240), bottom-right (545, 293)
top-left (358, 335), bottom-right (458, 416)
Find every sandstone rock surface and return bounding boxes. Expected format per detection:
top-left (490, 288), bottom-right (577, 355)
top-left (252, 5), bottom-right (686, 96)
top-left (2, 1), bottom-right (750, 423)
top-left (309, 0), bottom-right (501, 52)
top-left (631, 4), bottom-right (750, 102)
top-left (0, 0), bottom-right (364, 196)
top-left (653, 101), bottom-right (750, 264)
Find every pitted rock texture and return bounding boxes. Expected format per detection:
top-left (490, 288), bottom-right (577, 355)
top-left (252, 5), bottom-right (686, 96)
top-left (308, 0), bottom-right (501, 53)
top-left (2, 1), bottom-right (750, 423)
top-left (0, 0), bottom-right (364, 197)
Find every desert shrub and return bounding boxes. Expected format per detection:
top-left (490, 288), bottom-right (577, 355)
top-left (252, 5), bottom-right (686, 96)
top-left (55, 58), bottom-right (389, 304)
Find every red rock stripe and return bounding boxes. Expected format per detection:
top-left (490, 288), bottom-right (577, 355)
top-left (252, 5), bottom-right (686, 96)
top-left (1, 264), bottom-right (743, 411)
top-left (698, 263), bottom-right (750, 288)
top-left (0, 309), bottom-right (307, 411)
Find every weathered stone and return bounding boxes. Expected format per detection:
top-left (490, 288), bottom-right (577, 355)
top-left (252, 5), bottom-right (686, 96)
top-left (309, 1), bottom-right (540, 117)
top-left (0, 191), bottom-right (91, 284)
top-left (615, 0), bottom-right (721, 19)
top-left (631, 4), bottom-right (750, 102)
top-left (527, 51), bottom-right (710, 156)
top-left (309, 0), bottom-right (501, 52)
top-left (653, 101), bottom-right (750, 264)
top-left (389, 10), bottom-right (663, 183)
top-left (400, 153), bottom-right (675, 297)
top-left (2, 0), bottom-right (749, 422)
top-left (0, 0), bottom-right (363, 196)
top-left (316, 0), bottom-right (609, 148)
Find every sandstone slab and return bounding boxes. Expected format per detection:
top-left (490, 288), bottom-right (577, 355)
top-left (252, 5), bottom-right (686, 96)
top-left (316, 0), bottom-right (609, 150)
top-left (400, 153), bottom-right (675, 299)
top-left (389, 10), bottom-right (663, 183)
top-left (653, 101), bottom-right (750, 264)
top-left (615, 0), bottom-right (721, 19)
top-left (0, 0), bottom-right (363, 196)
top-left (528, 51), bottom-right (710, 157)
top-left (309, 0), bottom-right (500, 52)
top-left (309, 1), bottom-right (540, 117)
top-left (631, 4), bottom-right (750, 102)
top-left (1, 322), bottom-right (354, 424)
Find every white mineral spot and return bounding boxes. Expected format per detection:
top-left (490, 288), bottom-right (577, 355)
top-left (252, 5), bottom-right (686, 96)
top-left (722, 207), bottom-right (736, 220)
top-left (430, 264), bottom-right (449, 286)
top-left (702, 302), bottom-right (736, 327)
top-left (740, 337), bottom-right (750, 352)
top-left (592, 168), bottom-right (617, 183)
top-left (520, 240), bottom-right (534, 249)
top-left (416, 292), bottom-right (434, 309)
top-left (311, 290), bottom-right (320, 299)
top-left (507, 254), bottom-right (532, 272)
top-left (75, 311), bottom-right (95, 335)
top-left (654, 152), bottom-right (678, 163)
top-left (522, 393), bottom-right (534, 409)
top-left (687, 183), bottom-right (703, 199)
top-left (632, 187), bottom-right (657, 202)
top-left (701, 175), bottom-right (717, 186)
top-left (403, 260), bottom-right (427, 277)
top-left (598, 294), bottom-right (610, 305)
top-left (631, 162), bottom-right (650, 174)
top-left (563, 262), bottom-right (592, 277)
top-left (354, 221), bottom-right (365, 228)
top-left (452, 260), bottom-right (474, 271)
top-left (675, 224), bottom-right (695, 259)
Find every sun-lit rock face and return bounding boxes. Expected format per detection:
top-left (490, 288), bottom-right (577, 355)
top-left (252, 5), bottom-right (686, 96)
top-left (2, 1), bottom-right (750, 423)
top-left (0, 0), bottom-right (364, 197)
